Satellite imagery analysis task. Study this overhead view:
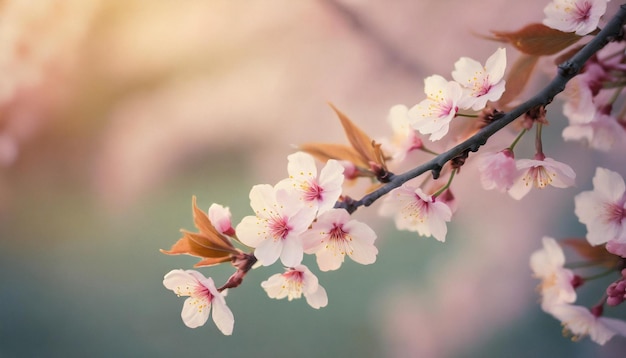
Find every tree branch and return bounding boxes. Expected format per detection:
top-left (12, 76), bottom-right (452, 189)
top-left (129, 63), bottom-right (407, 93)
top-left (338, 4), bottom-right (626, 214)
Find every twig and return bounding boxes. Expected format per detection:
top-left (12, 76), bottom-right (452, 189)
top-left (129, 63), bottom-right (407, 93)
top-left (337, 4), bottom-right (626, 214)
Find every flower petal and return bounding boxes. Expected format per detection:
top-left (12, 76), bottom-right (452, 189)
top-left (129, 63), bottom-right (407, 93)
top-left (163, 269), bottom-right (196, 296)
top-left (181, 296), bottom-right (211, 328)
top-left (211, 295), bottom-right (235, 335)
top-left (304, 285), bottom-right (328, 309)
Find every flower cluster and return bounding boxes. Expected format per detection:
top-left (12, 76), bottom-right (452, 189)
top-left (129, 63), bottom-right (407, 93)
top-left (162, 151), bottom-right (380, 334)
top-left (159, 0), bottom-right (626, 347)
top-left (530, 168), bottom-right (626, 345)
top-left (408, 48), bottom-right (507, 141)
top-left (560, 41), bottom-right (626, 152)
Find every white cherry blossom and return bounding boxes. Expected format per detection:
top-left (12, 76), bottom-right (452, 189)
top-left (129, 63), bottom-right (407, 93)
top-left (508, 156), bottom-right (576, 200)
top-left (236, 184), bottom-right (316, 267)
top-left (548, 304), bottom-right (626, 345)
top-left (384, 104), bottom-right (424, 163)
top-left (543, 0), bottom-right (610, 36)
top-left (163, 269), bottom-right (234, 335)
top-left (276, 151), bottom-right (344, 215)
top-left (530, 237), bottom-right (577, 310)
top-left (301, 208), bottom-right (378, 271)
top-left (574, 167), bottom-right (626, 245)
top-left (408, 75), bottom-right (463, 141)
top-left (452, 47), bottom-right (507, 110)
top-left (261, 265), bottom-right (328, 309)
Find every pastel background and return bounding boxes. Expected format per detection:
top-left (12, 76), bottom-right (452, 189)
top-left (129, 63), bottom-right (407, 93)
top-left (1, 0), bottom-right (625, 357)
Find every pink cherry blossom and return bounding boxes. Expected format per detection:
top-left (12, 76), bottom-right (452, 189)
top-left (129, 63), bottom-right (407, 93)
top-left (208, 203), bottom-right (235, 236)
top-left (276, 151), bottom-right (344, 215)
top-left (301, 208), bottom-right (378, 271)
top-left (543, 0), bottom-right (609, 36)
top-left (261, 264), bottom-right (328, 309)
top-left (562, 75), bottom-right (597, 124)
top-left (508, 156), bottom-right (576, 200)
top-left (606, 239), bottom-right (626, 258)
top-left (562, 76), bottom-right (626, 152)
top-left (408, 75), bottom-right (463, 141)
top-left (163, 269), bottom-right (234, 335)
top-left (379, 184), bottom-right (452, 242)
top-left (530, 237), bottom-right (577, 310)
top-left (452, 48), bottom-right (507, 111)
top-left (236, 184), bottom-right (316, 267)
top-left (574, 167), bottom-right (626, 245)
top-left (478, 149), bottom-right (517, 192)
top-left (563, 112), bottom-right (626, 152)
top-left (548, 304), bottom-right (626, 345)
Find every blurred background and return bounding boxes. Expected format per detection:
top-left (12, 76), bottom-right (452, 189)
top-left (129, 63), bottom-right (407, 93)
top-left (1, 0), bottom-right (625, 357)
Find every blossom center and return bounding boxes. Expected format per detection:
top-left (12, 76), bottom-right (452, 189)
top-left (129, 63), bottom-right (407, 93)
top-left (325, 224), bottom-right (353, 256)
top-left (574, 1), bottom-right (592, 22)
top-left (193, 284), bottom-right (213, 300)
top-left (473, 75), bottom-right (492, 97)
top-left (268, 216), bottom-right (292, 240)
top-left (524, 166), bottom-right (555, 188)
top-left (603, 202), bottom-right (626, 225)
top-left (282, 270), bottom-right (305, 299)
top-left (182, 283), bottom-right (212, 314)
top-left (541, 272), bottom-right (558, 291)
top-left (303, 180), bottom-right (324, 202)
top-left (428, 101), bottom-right (457, 119)
top-left (401, 195), bottom-right (428, 223)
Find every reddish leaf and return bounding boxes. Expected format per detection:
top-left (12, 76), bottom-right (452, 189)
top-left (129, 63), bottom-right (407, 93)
top-left (497, 54), bottom-right (539, 107)
top-left (160, 196), bottom-right (239, 267)
top-left (490, 23), bottom-right (581, 56)
top-left (329, 103), bottom-right (387, 170)
top-left (562, 238), bottom-right (620, 268)
top-left (194, 257), bottom-right (233, 267)
top-left (298, 142), bottom-right (368, 168)
top-left (190, 195), bottom-right (232, 248)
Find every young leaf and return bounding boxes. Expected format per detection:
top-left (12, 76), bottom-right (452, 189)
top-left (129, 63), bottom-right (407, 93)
top-left (562, 238), bottom-right (620, 268)
top-left (160, 196), bottom-right (239, 267)
top-left (497, 54), bottom-right (539, 107)
top-left (298, 142), bottom-right (368, 168)
top-left (328, 103), bottom-right (387, 170)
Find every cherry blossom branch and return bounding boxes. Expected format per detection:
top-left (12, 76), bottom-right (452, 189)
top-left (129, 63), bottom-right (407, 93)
top-left (338, 4), bottom-right (626, 214)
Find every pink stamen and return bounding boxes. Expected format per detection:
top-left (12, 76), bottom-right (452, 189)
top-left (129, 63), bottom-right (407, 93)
top-left (269, 217), bottom-right (291, 240)
top-left (603, 203), bottom-right (625, 224)
top-left (304, 181), bottom-right (324, 202)
top-left (575, 1), bottom-right (592, 22)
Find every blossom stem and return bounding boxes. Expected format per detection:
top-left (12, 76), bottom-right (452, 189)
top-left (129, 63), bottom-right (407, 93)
top-left (420, 146), bottom-right (440, 156)
top-left (455, 113), bottom-right (479, 118)
top-left (432, 168), bottom-right (457, 198)
top-left (508, 129), bottom-right (527, 151)
top-left (535, 122), bottom-right (544, 158)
